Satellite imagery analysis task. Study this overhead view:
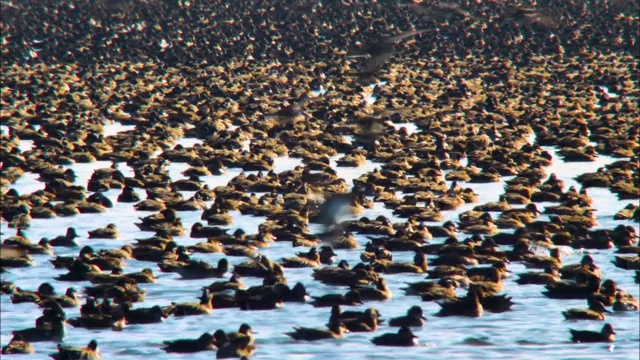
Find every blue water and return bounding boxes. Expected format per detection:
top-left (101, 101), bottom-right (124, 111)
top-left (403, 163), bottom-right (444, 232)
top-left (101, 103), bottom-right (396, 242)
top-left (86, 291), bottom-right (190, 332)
top-left (1, 123), bottom-right (638, 359)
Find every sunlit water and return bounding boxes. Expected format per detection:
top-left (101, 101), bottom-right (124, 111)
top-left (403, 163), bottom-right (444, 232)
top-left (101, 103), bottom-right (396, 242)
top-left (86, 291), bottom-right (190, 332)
top-left (1, 123), bottom-right (638, 359)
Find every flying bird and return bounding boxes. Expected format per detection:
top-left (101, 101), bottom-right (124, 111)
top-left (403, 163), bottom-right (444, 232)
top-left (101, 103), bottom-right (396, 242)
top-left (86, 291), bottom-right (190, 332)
top-left (507, 6), bottom-right (559, 29)
top-left (349, 29), bottom-right (429, 79)
top-left (403, 2), bottom-right (473, 20)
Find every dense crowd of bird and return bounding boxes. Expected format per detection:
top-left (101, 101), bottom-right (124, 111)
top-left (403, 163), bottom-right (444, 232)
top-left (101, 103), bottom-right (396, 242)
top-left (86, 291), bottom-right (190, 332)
top-left (1, 0), bottom-right (639, 358)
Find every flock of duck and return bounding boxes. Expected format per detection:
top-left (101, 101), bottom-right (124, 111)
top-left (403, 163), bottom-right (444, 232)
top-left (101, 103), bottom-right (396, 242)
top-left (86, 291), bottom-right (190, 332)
top-left (1, 0), bottom-right (639, 358)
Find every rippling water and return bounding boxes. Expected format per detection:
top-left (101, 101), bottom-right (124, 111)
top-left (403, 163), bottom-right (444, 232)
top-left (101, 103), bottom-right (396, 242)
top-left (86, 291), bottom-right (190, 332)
top-left (1, 123), bottom-right (638, 359)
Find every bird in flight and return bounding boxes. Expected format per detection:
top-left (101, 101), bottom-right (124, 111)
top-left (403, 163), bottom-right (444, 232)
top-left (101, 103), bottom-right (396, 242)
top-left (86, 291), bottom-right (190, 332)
top-left (349, 29), bottom-right (429, 79)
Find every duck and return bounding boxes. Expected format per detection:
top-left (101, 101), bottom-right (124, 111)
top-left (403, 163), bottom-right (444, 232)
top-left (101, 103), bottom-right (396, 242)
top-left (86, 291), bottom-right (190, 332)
top-left (297, 246), bottom-right (336, 265)
top-left (235, 289), bottom-right (284, 311)
top-left (469, 266), bottom-right (505, 295)
top-left (38, 288), bottom-right (81, 308)
top-left (175, 259), bottom-right (230, 280)
top-left (427, 221), bottom-right (457, 238)
top-left (523, 248), bottom-right (562, 269)
top-left (190, 222), bottom-right (229, 238)
top-left (312, 261), bottom-right (378, 287)
top-left (214, 330), bottom-right (256, 359)
top-left (461, 217), bottom-right (498, 235)
top-left (336, 308), bottom-right (378, 332)
top-left (0, 246), bottom-right (34, 268)
top-left (560, 254), bottom-right (601, 277)
top-left (233, 255), bottom-right (284, 279)
top-left (120, 303), bottom-right (169, 324)
top-left (371, 327), bottom-right (418, 347)
top-left (569, 323), bottom-right (615, 343)
top-left (281, 249), bottom-right (322, 268)
top-left (162, 333), bottom-right (216, 353)
top-left (285, 322), bottom-right (347, 341)
top-left (67, 312), bottom-right (127, 330)
top-left (88, 223), bottom-right (120, 239)
top-left (171, 289), bottom-right (214, 316)
top-left (563, 296), bottom-right (611, 321)
top-left (543, 276), bottom-right (601, 299)
top-left (18, 237), bottom-right (55, 255)
top-left (10, 282), bottom-right (56, 304)
top-left (515, 266), bottom-right (561, 285)
top-left (405, 277), bottom-right (458, 301)
top-left (612, 255), bottom-right (640, 270)
top-left (352, 278), bottom-right (392, 301)
top-left (310, 290), bottom-right (363, 308)
top-left (188, 239), bottom-right (224, 253)
top-left (225, 323), bottom-right (256, 345)
top-left (612, 291), bottom-right (639, 312)
top-left (389, 306), bottom-right (426, 327)
top-left (1, 336), bottom-right (34, 355)
top-left (49, 227), bottom-right (79, 247)
top-left (137, 208), bottom-right (178, 229)
top-left (11, 317), bottom-right (65, 342)
top-left (49, 339), bottom-right (101, 360)
top-left (436, 287), bottom-right (484, 318)
top-left (205, 275), bottom-right (247, 293)
top-left (372, 251), bottom-right (428, 274)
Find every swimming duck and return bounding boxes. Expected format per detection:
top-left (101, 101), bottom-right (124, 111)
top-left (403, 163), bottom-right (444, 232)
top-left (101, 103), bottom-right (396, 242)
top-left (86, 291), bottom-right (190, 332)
top-left (49, 339), bottom-right (101, 360)
top-left (389, 306), bottom-right (426, 327)
top-left (336, 308), bottom-right (379, 332)
top-left (189, 239), bottom-right (224, 253)
top-left (12, 317), bottom-right (65, 342)
top-left (352, 278), bottom-right (392, 301)
top-left (543, 276), bottom-right (601, 299)
top-left (205, 274), bottom-right (247, 293)
top-left (0, 246), bottom-right (35, 268)
top-left (427, 221), bottom-right (457, 238)
top-left (68, 312), bottom-right (126, 331)
top-left (117, 185), bottom-right (141, 203)
top-left (515, 266), bottom-right (561, 285)
top-left (297, 246), bottom-right (336, 265)
top-left (461, 216), bottom-right (498, 235)
top-left (612, 255), bottom-right (639, 270)
top-left (15, 237), bottom-right (53, 256)
top-left (162, 333), bottom-right (216, 353)
top-left (559, 255), bottom-right (602, 281)
top-left (563, 296), bottom-right (611, 321)
top-left (285, 322), bottom-right (347, 341)
top-left (469, 266), bottom-right (505, 295)
top-left (190, 222), bottom-right (230, 238)
top-left (371, 327), bottom-right (418, 347)
top-left (38, 288), bottom-right (80, 308)
top-left (436, 287), bottom-right (484, 318)
top-left (121, 303), bottom-right (170, 324)
top-left (523, 248), bottom-right (562, 269)
top-left (215, 330), bottom-right (256, 359)
top-left (175, 259), bottom-right (230, 280)
top-left (171, 289), bottom-right (214, 316)
top-left (226, 323), bottom-right (256, 345)
top-left (1, 336), bottom-right (34, 355)
top-left (281, 248), bottom-right (322, 268)
top-left (88, 223), bottom-right (120, 239)
top-left (235, 288), bottom-right (284, 311)
top-left (612, 291), bottom-right (639, 312)
top-left (49, 227), bottom-right (79, 247)
top-left (136, 208), bottom-right (178, 230)
top-left (372, 251), bottom-right (428, 274)
top-left (310, 290), bottom-right (363, 308)
top-left (569, 323), bottom-right (615, 343)
top-left (233, 255), bottom-right (284, 279)
top-left (11, 282), bottom-right (56, 304)
top-left (313, 262), bottom-right (378, 287)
